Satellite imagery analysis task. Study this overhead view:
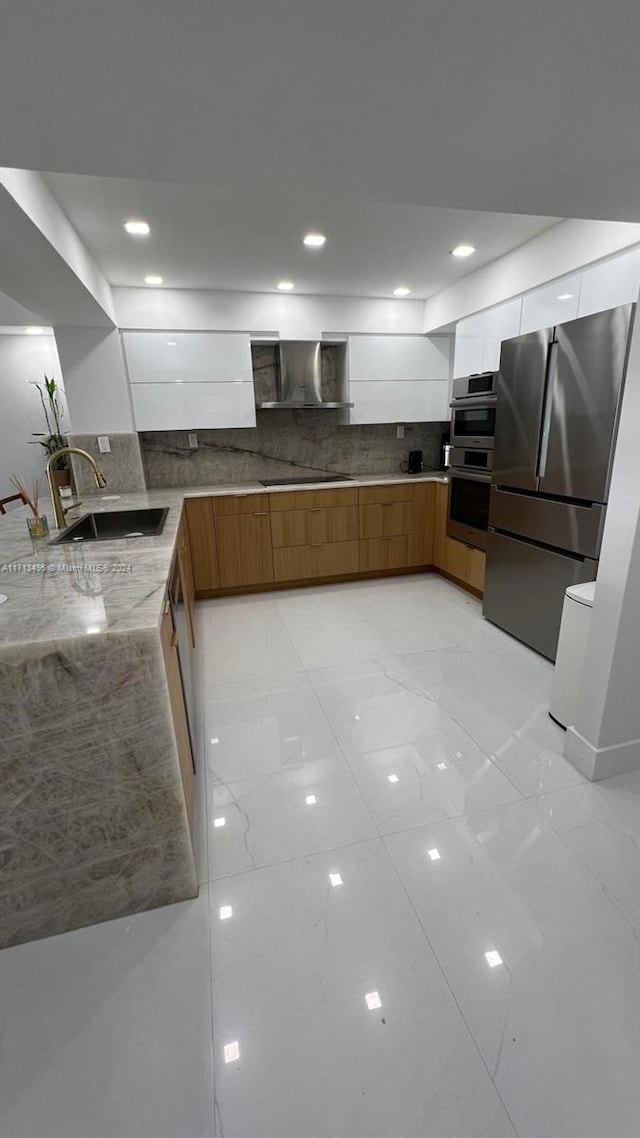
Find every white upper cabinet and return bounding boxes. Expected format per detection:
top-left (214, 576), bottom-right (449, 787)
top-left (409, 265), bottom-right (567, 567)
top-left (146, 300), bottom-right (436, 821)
top-left (348, 335), bottom-right (450, 382)
top-left (124, 331), bottom-right (255, 430)
top-left (453, 298), bottom-right (521, 377)
top-left (130, 381), bottom-right (256, 430)
top-left (520, 275), bottom-right (581, 334)
top-left (578, 248), bottom-right (640, 318)
top-left (122, 332), bottom-right (253, 383)
top-left (349, 380), bottom-right (449, 424)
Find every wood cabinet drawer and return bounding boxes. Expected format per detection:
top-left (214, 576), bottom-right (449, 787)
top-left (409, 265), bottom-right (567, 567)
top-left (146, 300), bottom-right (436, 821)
top-left (269, 487), bottom-right (358, 511)
top-left (271, 505), bottom-right (358, 547)
top-left (274, 541), bottom-right (359, 582)
top-left (359, 501), bottom-right (414, 539)
top-left (359, 536), bottom-right (409, 572)
top-left (184, 497), bottom-right (221, 591)
top-left (215, 513), bottom-right (274, 587)
top-left (211, 493), bottom-right (269, 516)
top-left (358, 484), bottom-right (415, 506)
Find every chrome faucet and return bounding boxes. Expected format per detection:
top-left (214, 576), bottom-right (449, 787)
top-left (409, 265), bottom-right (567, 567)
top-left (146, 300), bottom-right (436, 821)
top-left (46, 447), bottom-right (107, 529)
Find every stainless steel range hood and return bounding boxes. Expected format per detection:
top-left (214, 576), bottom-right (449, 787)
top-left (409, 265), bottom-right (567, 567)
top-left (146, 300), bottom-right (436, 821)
top-left (256, 341), bottom-right (353, 409)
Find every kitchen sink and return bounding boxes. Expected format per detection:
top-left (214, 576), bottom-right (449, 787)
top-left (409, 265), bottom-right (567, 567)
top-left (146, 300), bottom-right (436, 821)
top-left (52, 507), bottom-right (169, 544)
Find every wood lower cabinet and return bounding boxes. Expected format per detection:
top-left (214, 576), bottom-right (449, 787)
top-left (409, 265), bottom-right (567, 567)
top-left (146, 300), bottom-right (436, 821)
top-left (160, 601), bottom-right (194, 834)
top-left (215, 511), bottom-right (274, 588)
top-left (271, 504), bottom-right (358, 547)
top-left (432, 481), bottom-right (486, 594)
top-left (274, 540), bottom-right (359, 582)
top-left (176, 510), bottom-right (196, 647)
top-left (183, 480), bottom-right (479, 597)
top-left (184, 497), bottom-right (221, 592)
top-left (359, 535), bottom-right (409, 572)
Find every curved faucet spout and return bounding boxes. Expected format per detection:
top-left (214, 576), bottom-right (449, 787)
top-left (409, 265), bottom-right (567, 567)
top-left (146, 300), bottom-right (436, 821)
top-left (46, 447), bottom-right (107, 529)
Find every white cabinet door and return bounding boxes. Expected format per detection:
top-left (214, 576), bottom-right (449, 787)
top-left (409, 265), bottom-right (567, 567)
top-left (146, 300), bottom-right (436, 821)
top-left (348, 335), bottom-right (450, 382)
top-left (131, 382), bottom-right (256, 430)
top-left (520, 276), bottom-right (581, 334)
top-left (123, 332), bottom-right (252, 383)
top-left (349, 379), bottom-right (449, 424)
top-left (454, 298), bottom-right (522, 377)
top-left (578, 248), bottom-right (640, 317)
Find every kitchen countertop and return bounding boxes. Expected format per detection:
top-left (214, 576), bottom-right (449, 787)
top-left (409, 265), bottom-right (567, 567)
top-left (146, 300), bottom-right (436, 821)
top-left (0, 471), bottom-right (447, 647)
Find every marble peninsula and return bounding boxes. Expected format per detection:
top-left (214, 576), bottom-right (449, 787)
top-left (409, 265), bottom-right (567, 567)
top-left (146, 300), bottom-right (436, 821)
top-left (0, 472), bottom-right (446, 948)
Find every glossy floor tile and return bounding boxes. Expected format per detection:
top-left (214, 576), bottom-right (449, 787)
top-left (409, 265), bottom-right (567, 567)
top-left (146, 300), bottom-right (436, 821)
top-left (385, 800), bottom-right (640, 1138)
top-left (209, 839), bottom-right (516, 1138)
top-left (0, 894), bottom-right (215, 1138)
top-left (5, 573), bottom-right (640, 1138)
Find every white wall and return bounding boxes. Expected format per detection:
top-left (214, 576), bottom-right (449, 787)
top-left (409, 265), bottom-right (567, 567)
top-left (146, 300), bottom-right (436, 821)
top-left (0, 332), bottom-right (65, 498)
top-left (54, 328), bottom-right (135, 433)
top-left (424, 219), bottom-right (640, 333)
top-left (565, 290), bottom-right (640, 779)
top-left (114, 287), bottom-right (426, 338)
top-left (0, 168), bottom-right (115, 326)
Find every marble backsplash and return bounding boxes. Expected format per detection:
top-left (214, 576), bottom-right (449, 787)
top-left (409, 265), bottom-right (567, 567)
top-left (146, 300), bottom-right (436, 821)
top-left (140, 414), bottom-right (448, 488)
top-left (68, 433), bottom-right (146, 496)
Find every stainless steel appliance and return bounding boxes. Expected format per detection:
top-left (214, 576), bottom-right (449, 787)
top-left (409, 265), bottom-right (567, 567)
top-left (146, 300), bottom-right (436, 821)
top-left (450, 376), bottom-right (498, 449)
top-left (256, 341), bottom-right (353, 409)
top-left (447, 468), bottom-right (492, 551)
top-left (483, 304), bottom-right (635, 660)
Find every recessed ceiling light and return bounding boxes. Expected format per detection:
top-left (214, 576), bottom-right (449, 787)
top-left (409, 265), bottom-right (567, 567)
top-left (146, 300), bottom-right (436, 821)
top-left (166, 341), bottom-right (177, 347)
top-left (25, 326), bottom-right (45, 335)
top-left (329, 872), bottom-right (343, 887)
top-left (557, 293), bottom-right (574, 300)
top-left (393, 286), bottom-right (411, 297)
top-left (451, 244), bottom-right (476, 258)
top-left (124, 220), bottom-right (150, 236)
top-left (277, 280), bottom-right (295, 290)
top-left (303, 232), bottom-right (326, 247)
top-left (485, 949), bottom-right (503, 969)
top-left (305, 794), bottom-right (317, 805)
top-left (213, 816), bottom-right (226, 828)
top-left (427, 848), bottom-right (441, 861)
top-left (365, 991), bottom-right (382, 1010)
top-left (223, 1041), bottom-right (240, 1063)
top-left (144, 274), bottom-right (163, 285)
top-left (387, 774), bottom-right (399, 784)
top-left (219, 905), bottom-right (233, 921)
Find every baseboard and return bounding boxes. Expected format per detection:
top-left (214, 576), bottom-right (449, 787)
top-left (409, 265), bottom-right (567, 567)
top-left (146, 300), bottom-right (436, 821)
top-left (564, 727), bottom-right (640, 781)
top-left (195, 564), bottom-right (434, 600)
top-left (432, 568), bottom-right (484, 599)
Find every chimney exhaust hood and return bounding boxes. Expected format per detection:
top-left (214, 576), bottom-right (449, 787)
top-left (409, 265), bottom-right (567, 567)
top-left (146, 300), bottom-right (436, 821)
top-left (256, 341), bottom-right (353, 409)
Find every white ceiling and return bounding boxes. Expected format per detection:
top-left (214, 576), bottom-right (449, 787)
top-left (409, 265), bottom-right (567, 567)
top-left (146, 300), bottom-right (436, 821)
top-left (43, 173), bottom-right (559, 298)
top-left (2, 2), bottom-right (640, 223)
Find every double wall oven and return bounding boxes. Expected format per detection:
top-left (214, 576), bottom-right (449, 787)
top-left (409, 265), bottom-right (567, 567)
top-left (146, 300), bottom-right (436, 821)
top-left (447, 372), bottom-right (496, 552)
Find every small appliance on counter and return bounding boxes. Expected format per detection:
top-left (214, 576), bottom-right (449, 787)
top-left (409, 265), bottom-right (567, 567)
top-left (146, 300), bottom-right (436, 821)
top-left (439, 428), bottom-right (452, 470)
top-left (400, 449), bottom-right (425, 475)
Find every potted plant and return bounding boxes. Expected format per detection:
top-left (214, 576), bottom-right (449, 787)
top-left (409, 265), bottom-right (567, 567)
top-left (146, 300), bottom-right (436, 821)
top-left (30, 375), bottom-right (71, 489)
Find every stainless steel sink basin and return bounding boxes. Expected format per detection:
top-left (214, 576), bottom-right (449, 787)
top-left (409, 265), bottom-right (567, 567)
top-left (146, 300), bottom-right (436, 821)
top-left (52, 507), bottom-right (169, 544)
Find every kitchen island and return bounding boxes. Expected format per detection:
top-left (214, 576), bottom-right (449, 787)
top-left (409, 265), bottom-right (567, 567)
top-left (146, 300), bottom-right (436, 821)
top-left (0, 472), bottom-right (453, 949)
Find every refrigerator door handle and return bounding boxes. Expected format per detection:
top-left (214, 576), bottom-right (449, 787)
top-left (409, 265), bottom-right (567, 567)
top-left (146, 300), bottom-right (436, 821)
top-left (537, 340), bottom-right (558, 481)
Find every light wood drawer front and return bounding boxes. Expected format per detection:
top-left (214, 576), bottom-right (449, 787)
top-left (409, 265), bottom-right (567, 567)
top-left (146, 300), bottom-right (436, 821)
top-left (271, 505), bottom-right (358, 547)
top-left (359, 536), bottom-right (409, 572)
top-left (269, 487), bottom-right (358, 511)
top-left (212, 493), bottom-right (269, 516)
top-left (274, 541), bottom-right (359, 582)
top-left (184, 497), bottom-right (221, 591)
top-left (358, 484), bottom-right (415, 506)
top-left (359, 501), bottom-right (415, 539)
top-left (215, 513), bottom-right (274, 587)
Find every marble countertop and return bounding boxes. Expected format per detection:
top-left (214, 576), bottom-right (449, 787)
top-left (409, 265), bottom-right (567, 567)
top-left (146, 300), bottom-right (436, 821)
top-left (0, 471), bottom-right (447, 648)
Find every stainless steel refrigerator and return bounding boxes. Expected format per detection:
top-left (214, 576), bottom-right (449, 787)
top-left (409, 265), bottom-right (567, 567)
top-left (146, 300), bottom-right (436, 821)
top-left (483, 304), bottom-right (635, 660)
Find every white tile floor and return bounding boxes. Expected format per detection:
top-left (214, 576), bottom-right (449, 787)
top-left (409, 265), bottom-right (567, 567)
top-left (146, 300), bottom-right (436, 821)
top-left (2, 574), bottom-right (640, 1138)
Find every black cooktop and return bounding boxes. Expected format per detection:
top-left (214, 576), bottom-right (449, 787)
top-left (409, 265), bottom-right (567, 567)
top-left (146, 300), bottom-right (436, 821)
top-left (259, 475), bottom-right (354, 487)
